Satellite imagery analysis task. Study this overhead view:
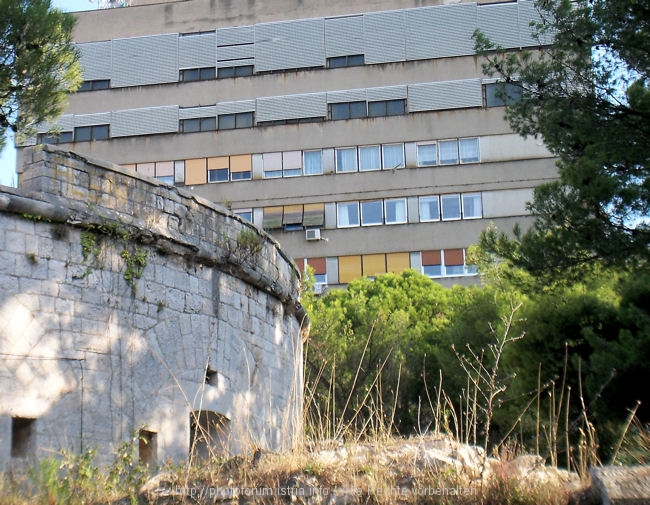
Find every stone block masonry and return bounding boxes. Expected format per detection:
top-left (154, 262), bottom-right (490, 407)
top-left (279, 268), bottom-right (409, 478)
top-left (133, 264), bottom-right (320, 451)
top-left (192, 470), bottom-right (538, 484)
top-left (0, 146), bottom-right (307, 468)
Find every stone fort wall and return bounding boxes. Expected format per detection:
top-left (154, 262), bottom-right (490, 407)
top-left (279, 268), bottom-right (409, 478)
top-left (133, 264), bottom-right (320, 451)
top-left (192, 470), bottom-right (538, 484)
top-left (0, 146), bottom-right (306, 468)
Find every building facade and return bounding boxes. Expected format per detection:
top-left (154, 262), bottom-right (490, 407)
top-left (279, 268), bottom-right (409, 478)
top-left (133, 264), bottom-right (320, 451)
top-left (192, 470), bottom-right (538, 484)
top-left (19, 0), bottom-right (557, 289)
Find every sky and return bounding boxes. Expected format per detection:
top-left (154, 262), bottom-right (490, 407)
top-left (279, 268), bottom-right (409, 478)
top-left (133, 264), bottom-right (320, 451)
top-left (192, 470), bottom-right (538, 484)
top-left (0, 0), bottom-right (99, 187)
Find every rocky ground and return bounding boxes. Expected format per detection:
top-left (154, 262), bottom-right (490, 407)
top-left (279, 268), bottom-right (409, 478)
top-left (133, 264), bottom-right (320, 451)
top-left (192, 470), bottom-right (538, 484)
top-left (138, 435), bottom-right (594, 505)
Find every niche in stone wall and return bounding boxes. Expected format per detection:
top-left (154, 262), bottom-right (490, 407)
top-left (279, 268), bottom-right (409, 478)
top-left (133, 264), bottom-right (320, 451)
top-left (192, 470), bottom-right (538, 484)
top-left (189, 410), bottom-right (231, 461)
top-left (11, 417), bottom-right (36, 458)
top-left (139, 429), bottom-right (157, 467)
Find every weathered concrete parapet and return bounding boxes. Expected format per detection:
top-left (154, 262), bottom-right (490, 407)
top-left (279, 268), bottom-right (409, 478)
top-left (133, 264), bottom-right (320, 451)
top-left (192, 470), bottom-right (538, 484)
top-left (0, 146), bottom-right (305, 468)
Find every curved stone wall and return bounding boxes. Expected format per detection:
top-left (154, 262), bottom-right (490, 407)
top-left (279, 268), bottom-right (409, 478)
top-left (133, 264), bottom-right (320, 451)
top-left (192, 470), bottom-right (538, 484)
top-left (0, 146), bottom-right (305, 467)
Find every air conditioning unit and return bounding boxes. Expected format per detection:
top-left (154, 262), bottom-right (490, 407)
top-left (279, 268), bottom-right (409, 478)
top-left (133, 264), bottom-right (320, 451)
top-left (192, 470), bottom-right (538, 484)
top-left (305, 228), bottom-right (321, 241)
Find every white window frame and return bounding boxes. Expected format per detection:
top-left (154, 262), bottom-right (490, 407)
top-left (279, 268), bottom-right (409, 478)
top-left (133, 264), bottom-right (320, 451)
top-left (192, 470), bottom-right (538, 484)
top-left (416, 142), bottom-right (438, 167)
top-left (418, 196), bottom-right (440, 222)
top-left (384, 198), bottom-right (407, 224)
top-left (359, 145), bottom-right (382, 171)
top-left (459, 137), bottom-right (480, 163)
top-left (438, 139), bottom-right (459, 165)
top-left (382, 143), bottom-right (405, 170)
top-left (441, 194), bottom-right (462, 221)
top-left (360, 200), bottom-right (383, 226)
top-left (462, 193), bottom-right (482, 219)
top-left (336, 147), bottom-right (358, 173)
top-left (337, 202), bottom-right (360, 227)
top-left (303, 150), bottom-right (323, 176)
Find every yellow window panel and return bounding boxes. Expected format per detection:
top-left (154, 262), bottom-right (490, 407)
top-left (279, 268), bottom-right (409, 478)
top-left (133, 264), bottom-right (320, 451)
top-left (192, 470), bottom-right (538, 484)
top-left (208, 156), bottom-right (230, 170)
top-left (362, 254), bottom-right (387, 277)
top-left (303, 203), bottom-right (325, 227)
top-left (386, 252), bottom-right (410, 274)
top-left (185, 158), bottom-right (207, 185)
top-left (339, 255), bottom-right (362, 284)
top-left (283, 204), bottom-right (303, 225)
top-left (230, 154), bottom-right (252, 173)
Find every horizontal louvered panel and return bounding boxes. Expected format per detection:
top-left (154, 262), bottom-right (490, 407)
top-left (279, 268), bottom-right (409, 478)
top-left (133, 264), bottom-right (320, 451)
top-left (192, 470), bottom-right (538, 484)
top-left (217, 58), bottom-right (254, 68)
top-left (478, 3), bottom-right (519, 49)
top-left (256, 93), bottom-right (327, 122)
top-left (217, 44), bottom-right (254, 61)
top-left (111, 105), bottom-right (179, 137)
top-left (366, 85), bottom-right (407, 101)
top-left (179, 32), bottom-right (216, 69)
top-left (112, 34), bottom-right (178, 87)
top-left (216, 100), bottom-right (256, 114)
top-left (74, 112), bottom-right (112, 127)
top-left (407, 3), bottom-right (476, 60)
top-left (179, 106), bottom-right (218, 120)
top-left (77, 41), bottom-right (112, 80)
top-left (327, 89), bottom-right (367, 103)
top-left (518, 0), bottom-right (553, 46)
top-left (325, 15), bottom-right (364, 57)
top-left (407, 79), bottom-right (482, 112)
top-left (217, 25), bottom-right (254, 46)
top-left (364, 10), bottom-right (406, 64)
top-left (255, 18), bottom-right (325, 72)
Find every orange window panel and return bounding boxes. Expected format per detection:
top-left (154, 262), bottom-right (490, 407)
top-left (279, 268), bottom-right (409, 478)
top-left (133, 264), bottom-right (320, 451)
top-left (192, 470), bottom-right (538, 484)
top-left (294, 258), bottom-right (305, 271)
top-left (339, 255), bottom-right (362, 284)
top-left (208, 156), bottom-right (230, 170)
top-left (421, 250), bottom-right (441, 266)
top-left (303, 203), bottom-right (325, 227)
top-left (362, 254), bottom-right (387, 277)
top-left (386, 252), bottom-right (410, 274)
top-left (306, 257), bottom-right (326, 275)
top-left (262, 206), bottom-right (283, 229)
top-left (185, 158), bottom-right (207, 185)
top-left (444, 248), bottom-right (464, 266)
top-left (230, 154), bottom-right (252, 173)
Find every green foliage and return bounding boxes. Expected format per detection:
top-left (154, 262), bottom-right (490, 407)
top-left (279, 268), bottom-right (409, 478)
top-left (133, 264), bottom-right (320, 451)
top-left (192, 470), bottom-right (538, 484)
top-left (121, 247), bottom-right (149, 294)
top-left (0, 0), bottom-right (81, 149)
top-left (474, 0), bottom-right (650, 274)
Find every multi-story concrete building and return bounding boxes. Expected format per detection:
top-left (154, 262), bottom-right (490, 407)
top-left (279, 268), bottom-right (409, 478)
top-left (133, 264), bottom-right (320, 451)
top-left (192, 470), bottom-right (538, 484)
top-left (19, 0), bottom-right (556, 289)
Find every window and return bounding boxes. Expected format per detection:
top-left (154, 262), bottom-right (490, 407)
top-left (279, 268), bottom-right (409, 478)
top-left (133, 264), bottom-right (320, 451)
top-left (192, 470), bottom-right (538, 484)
top-left (303, 150), bottom-right (323, 175)
top-left (263, 206), bottom-right (283, 229)
top-left (78, 79), bottom-right (110, 91)
top-left (462, 193), bottom-right (482, 218)
top-left (38, 131), bottom-right (73, 145)
top-left (441, 194), bottom-right (461, 220)
top-left (359, 146), bottom-right (381, 171)
top-left (180, 67), bottom-right (216, 81)
top-left (327, 54), bottom-right (364, 68)
top-left (283, 204), bottom-right (304, 231)
top-left (181, 117), bottom-right (216, 133)
top-left (444, 249), bottom-right (465, 276)
top-left (419, 196), bottom-right (440, 222)
top-left (330, 101), bottom-right (367, 120)
top-left (336, 147), bottom-right (358, 173)
top-left (218, 112), bottom-right (254, 130)
top-left (234, 209), bottom-right (253, 222)
top-left (337, 202), bottom-right (360, 227)
top-left (217, 65), bottom-right (254, 78)
top-left (362, 254), bottom-right (387, 277)
top-left (230, 154), bottom-right (252, 181)
top-left (485, 82), bottom-right (522, 107)
top-left (263, 152), bottom-right (283, 178)
top-left (339, 255), bottom-right (362, 283)
top-left (417, 142), bottom-right (437, 166)
top-left (11, 417), bottom-right (35, 458)
top-left (368, 99), bottom-right (406, 117)
top-left (303, 203), bottom-right (325, 227)
top-left (384, 198), bottom-right (407, 224)
top-left (421, 250), bottom-right (442, 278)
top-left (74, 124), bottom-right (109, 141)
top-left (154, 161), bottom-right (174, 185)
top-left (361, 200), bottom-right (383, 226)
top-left (459, 138), bottom-right (480, 163)
top-left (283, 151), bottom-right (302, 177)
top-left (439, 140), bottom-right (459, 165)
top-left (208, 157), bottom-right (229, 183)
top-left (307, 257), bottom-right (327, 285)
top-left (382, 144), bottom-right (405, 169)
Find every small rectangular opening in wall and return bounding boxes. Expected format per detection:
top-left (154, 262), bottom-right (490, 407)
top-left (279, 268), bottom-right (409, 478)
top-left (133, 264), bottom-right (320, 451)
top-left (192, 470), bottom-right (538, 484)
top-left (139, 429), bottom-right (157, 467)
top-left (11, 417), bottom-right (35, 458)
top-left (189, 410), bottom-right (230, 462)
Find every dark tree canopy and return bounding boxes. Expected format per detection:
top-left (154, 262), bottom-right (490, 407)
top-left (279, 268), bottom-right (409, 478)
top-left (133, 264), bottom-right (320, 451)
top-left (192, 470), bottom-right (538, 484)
top-left (474, 0), bottom-right (650, 276)
top-left (0, 0), bottom-right (81, 150)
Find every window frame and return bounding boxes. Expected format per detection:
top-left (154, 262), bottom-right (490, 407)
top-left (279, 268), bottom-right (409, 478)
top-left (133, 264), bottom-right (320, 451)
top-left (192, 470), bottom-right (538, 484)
top-left (337, 202), bottom-right (360, 228)
top-left (417, 142), bottom-right (438, 167)
top-left (360, 200), bottom-right (384, 226)
top-left (438, 139), bottom-right (459, 165)
top-left (441, 194), bottom-right (462, 221)
top-left (335, 147), bottom-right (358, 173)
top-left (461, 193), bottom-right (483, 219)
top-left (384, 198), bottom-right (407, 225)
top-left (419, 196), bottom-right (440, 222)
top-left (358, 145), bottom-right (382, 171)
top-left (459, 137), bottom-right (480, 163)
